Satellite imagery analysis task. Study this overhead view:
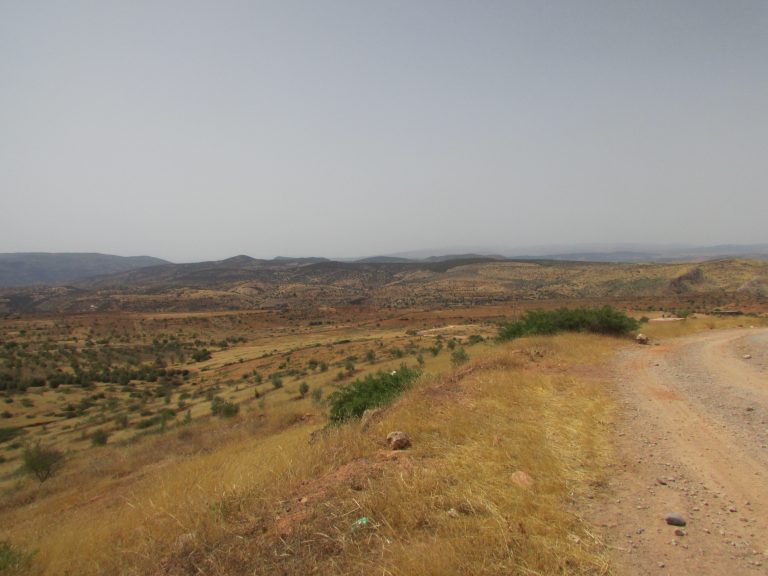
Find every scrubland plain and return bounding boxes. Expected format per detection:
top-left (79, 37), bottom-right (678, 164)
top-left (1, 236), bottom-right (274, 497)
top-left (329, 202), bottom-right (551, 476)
top-left (1, 259), bottom-right (766, 575)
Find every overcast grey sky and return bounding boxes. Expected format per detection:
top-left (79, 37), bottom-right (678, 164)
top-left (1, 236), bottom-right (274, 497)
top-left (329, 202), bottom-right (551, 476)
top-left (1, 1), bottom-right (766, 262)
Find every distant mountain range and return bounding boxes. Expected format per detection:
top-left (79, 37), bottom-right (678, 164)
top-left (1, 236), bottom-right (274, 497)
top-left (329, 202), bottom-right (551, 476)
top-left (382, 243), bottom-right (768, 263)
top-left (1, 244), bottom-right (767, 289)
top-left (0, 253), bottom-right (169, 288)
top-left (516, 244), bottom-right (768, 263)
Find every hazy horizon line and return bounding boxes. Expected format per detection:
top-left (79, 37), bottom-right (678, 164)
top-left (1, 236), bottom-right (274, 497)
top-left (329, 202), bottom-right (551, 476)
top-left (3, 241), bottom-right (768, 264)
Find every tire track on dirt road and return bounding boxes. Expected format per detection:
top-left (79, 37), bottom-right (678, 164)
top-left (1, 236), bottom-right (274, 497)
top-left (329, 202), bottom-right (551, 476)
top-left (589, 328), bottom-right (768, 575)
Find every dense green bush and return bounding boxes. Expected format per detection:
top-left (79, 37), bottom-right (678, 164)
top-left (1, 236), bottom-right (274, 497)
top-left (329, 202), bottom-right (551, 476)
top-left (498, 306), bottom-right (639, 341)
top-left (328, 364), bottom-right (420, 424)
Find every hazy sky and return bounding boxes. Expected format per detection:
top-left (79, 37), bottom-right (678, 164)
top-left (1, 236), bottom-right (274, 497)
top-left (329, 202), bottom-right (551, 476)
top-left (1, 1), bottom-right (766, 262)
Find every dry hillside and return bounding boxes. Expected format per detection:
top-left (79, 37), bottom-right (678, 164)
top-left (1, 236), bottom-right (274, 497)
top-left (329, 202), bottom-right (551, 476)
top-left (1, 258), bottom-right (766, 314)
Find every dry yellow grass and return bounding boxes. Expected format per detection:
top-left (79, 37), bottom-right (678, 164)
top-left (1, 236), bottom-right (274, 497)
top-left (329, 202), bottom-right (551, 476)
top-left (1, 333), bottom-right (619, 575)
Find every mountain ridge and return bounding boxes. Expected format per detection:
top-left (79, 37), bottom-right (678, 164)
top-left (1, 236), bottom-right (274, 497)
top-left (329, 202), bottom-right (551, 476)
top-left (0, 253), bottom-right (170, 288)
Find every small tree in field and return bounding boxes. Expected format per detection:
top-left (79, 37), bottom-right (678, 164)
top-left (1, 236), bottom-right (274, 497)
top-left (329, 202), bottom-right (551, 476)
top-left (298, 382), bottom-right (309, 398)
top-left (22, 442), bottom-right (64, 483)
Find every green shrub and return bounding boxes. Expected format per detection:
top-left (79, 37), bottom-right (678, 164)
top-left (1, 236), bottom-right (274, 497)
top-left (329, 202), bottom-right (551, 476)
top-left (90, 429), bottom-right (110, 446)
top-left (311, 387), bottom-right (323, 404)
top-left (497, 306), bottom-right (640, 341)
top-left (328, 364), bottom-right (420, 424)
top-left (450, 348), bottom-right (469, 367)
top-left (670, 308), bottom-right (692, 318)
top-left (211, 397), bottom-right (239, 418)
top-left (134, 416), bottom-right (160, 429)
top-left (0, 427), bottom-right (21, 443)
top-left (298, 382), bottom-right (309, 398)
top-left (192, 349), bottom-right (211, 362)
top-left (22, 442), bottom-right (64, 483)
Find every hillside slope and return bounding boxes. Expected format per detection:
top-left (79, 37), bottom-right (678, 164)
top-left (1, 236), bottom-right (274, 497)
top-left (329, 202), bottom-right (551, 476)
top-left (0, 334), bottom-right (618, 575)
top-left (0, 253), bottom-right (169, 288)
top-left (1, 257), bottom-right (766, 314)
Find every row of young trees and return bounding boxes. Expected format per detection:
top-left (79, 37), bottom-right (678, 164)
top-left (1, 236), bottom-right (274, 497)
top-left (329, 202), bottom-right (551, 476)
top-left (0, 366), bottom-right (192, 393)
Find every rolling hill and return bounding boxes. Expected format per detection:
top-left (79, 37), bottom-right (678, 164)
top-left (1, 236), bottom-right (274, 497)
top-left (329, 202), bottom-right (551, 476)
top-left (1, 255), bottom-right (766, 314)
top-left (0, 253), bottom-right (169, 288)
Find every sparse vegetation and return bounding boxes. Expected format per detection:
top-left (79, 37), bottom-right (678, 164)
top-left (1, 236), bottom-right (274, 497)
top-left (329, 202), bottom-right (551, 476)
top-left (0, 271), bottom-right (765, 576)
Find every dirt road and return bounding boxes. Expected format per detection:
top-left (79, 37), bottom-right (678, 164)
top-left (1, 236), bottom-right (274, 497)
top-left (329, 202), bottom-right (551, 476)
top-left (591, 328), bottom-right (768, 575)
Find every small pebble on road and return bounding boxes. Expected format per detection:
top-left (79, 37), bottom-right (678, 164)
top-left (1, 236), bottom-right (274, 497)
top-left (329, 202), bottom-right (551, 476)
top-left (665, 514), bottom-right (687, 527)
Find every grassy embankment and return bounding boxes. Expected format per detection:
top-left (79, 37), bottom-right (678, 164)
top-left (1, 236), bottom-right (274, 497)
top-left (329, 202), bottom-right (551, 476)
top-left (1, 327), bottom-right (623, 576)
